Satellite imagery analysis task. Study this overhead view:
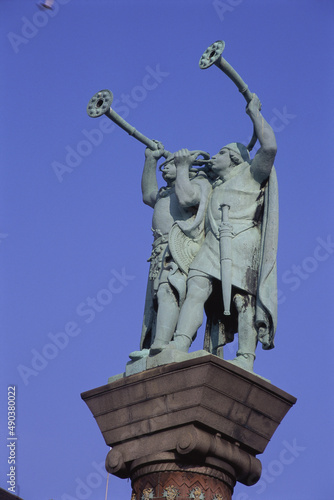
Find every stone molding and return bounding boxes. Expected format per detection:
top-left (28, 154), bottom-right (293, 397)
top-left (82, 355), bottom-right (296, 493)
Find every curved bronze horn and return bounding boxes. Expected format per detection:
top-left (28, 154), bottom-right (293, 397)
top-left (86, 90), bottom-right (210, 166)
top-left (199, 41), bottom-right (257, 151)
top-left (86, 89), bottom-right (165, 152)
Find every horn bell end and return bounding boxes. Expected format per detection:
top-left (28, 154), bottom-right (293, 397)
top-left (87, 89), bottom-right (113, 118)
top-left (199, 40), bottom-right (225, 69)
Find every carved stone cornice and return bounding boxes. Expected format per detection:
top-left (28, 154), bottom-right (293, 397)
top-left (82, 355), bottom-right (296, 497)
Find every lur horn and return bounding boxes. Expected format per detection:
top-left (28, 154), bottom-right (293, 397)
top-left (86, 89), bottom-right (167, 153)
top-left (199, 41), bottom-right (257, 151)
top-left (86, 90), bottom-right (209, 166)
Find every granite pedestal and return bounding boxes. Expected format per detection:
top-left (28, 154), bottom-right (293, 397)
top-left (81, 354), bottom-right (296, 499)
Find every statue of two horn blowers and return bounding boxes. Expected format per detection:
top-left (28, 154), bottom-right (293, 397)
top-left (86, 40), bottom-right (278, 378)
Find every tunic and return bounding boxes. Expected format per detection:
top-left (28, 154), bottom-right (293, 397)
top-left (190, 162), bottom-right (264, 295)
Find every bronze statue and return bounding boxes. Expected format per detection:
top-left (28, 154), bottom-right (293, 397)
top-left (86, 40), bottom-right (279, 375)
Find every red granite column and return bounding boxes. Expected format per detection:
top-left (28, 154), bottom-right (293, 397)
top-left (130, 467), bottom-right (233, 499)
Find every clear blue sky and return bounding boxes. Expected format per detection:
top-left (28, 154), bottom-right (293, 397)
top-left (1, 1), bottom-right (333, 499)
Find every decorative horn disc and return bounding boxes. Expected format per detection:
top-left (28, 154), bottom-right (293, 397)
top-left (199, 40), bottom-right (225, 69)
top-left (87, 89), bottom-right (113, 118)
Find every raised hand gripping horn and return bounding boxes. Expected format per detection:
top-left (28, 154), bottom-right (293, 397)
top-left (199, 41), bottom-right (257, 151)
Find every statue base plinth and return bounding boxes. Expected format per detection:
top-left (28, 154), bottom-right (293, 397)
top-left (125, 348), bottom-right (209, 377)
top-left (81, 354), bottom-right (296, 499)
